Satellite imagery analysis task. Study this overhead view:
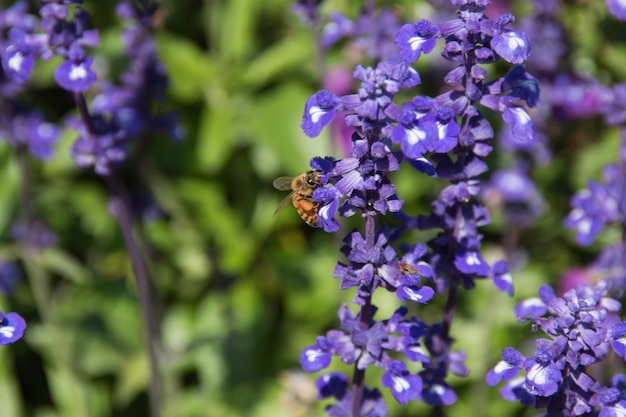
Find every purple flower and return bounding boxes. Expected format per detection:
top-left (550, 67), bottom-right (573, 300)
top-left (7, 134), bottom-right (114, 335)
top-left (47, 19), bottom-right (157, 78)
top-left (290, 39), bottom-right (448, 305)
top-left (491, 260), bottom-right (513, 296)
top-left (591, 244), bottom-right (626, 295)
top-left (396, 284), bottom-right (435, 304)
top-left (316, 372), bottom-right (348, 399)
top-left (317, 195), bottom-right (340, 232)
top-left (607, 0), bottom-right (626, 21)
top-left (419, 370), bottom-right (457, 406)
top-left (491, 28), bottom-right (531, 64)
top-left (0, 261), bottom-right (21, 296)
top-left (513, 296), bottom-right (547, 322)
top-left (300, 344), bottom-right (332, 372)
top-left (0, 311), bottom-right (26, 345)
top-left (68, 114), bottom-right (128, 175)
top-left (321, 13), bottom-right (352, 49)
top-left (454, 244), bottom-right (490, 276)
top-left (50, 1), bottom-right (183, 174)
top-left (609, 322), bottom-right (626, 359)
top-left (564, 165), bottom-right (624, 246)
top-left (501, 65), bottom-right (540, 108)
top-left (394, 20), bottom-right (438, 63)
top-left (427, 105), bottom-right (459, 153)
top-left (501, 106), bottom-right (534, 142)
top-left (324, 386), bottom-right (388, 417)
top-left (391, 101), bottom-right (437, 159)
top-left (54, 54), bottom-right (97, 92)
top-left (481, 167), bottom-right (545, 228)
top-left (290, 0), bottom-right (323, 25)
top-left (524, 353), bottom-right (562, 397)
top-left (296, 1), bottom-right (540, 414)
top-left (486, 347), bottom-right (525, 386)
top-left (301, 90), bottom-right (343, 138)
top-left (2, 29), bottom-right (36, 84)
top-left (12, 220), bottom-right (58, 248)
top-left (550, 74), bottom-right (611, 119)
top-left (37, 2), bottom-right (100, 92)
top-left (0, 110), bottom-right (60, 160)
top-left (381, 360), bottom-right (422, 404)
top-left (518, 5), bottom-right (566, 74)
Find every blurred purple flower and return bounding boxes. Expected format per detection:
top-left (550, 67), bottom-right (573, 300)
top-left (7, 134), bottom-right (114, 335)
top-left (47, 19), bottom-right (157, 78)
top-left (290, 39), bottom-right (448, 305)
top-left (58, 1), bottom-right (183, 174)
top-left (591, 244), bottom-right (626, 296)
top-left (54, 54), bottom-right (96, 92)
top-left (12, 220), bottom-right (58, 248)
top-left (0, 110), bottom-right (60, 160)
top-left (290, 0), bottom-right (323, 25)
top-left (564, 164), bottom-right (625, 246)
top-left (38, 2), bottom-right (100, 92)
top-left (0, 261), bottom-right (21, 296)
top-left (322, 8), bottom-right (402, 60)
top-left (0, 311), bottom-right (26, 345)
top-left (481, 167), bottom-right (545, 228)
top-left (607, 0), bottom-right (626, 21)
top-left (551, 75), bottom-right (612, 120)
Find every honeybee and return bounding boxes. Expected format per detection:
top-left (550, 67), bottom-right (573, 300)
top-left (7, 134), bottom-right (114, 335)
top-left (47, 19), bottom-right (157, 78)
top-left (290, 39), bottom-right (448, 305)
top-left (273, 170), bottom-right (322, 227)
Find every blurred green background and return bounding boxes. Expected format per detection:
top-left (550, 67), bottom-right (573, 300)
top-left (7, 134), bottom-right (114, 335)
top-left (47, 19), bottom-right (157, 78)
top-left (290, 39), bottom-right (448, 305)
top-left (0, 0), bottom-right (624, 416)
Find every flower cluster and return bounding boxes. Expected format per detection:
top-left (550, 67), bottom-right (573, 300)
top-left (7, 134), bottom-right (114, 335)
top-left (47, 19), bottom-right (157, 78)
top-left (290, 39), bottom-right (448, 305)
top-left (68, 1), bottom-right (182, 174)
top-left (487, 283), bottom-right (626, 416)
top-left (40, 0), bottom-right (100, 92)
top-left (1, 1), bottom-right (182, 175)
top-left (297, 0), bottom-right (538, 414)
top-left (300, 304), bottom-right (467, 413)
top-left (563, 84), bottom-right (626, 295)
top-left (0, 2), bottom-right (60, 160)
top-left (564, 163), bottom-right (625, 247)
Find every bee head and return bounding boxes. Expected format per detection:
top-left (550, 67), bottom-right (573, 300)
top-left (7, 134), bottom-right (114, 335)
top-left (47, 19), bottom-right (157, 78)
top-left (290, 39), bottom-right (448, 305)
top-left (306, 171), bottom-right (321, 187)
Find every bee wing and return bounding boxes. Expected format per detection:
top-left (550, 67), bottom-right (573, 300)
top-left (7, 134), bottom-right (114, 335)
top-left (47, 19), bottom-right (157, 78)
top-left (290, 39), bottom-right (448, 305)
top-left (273, 192), bottom-right (295, 216)
top-left (273, 176), bottom-right (293, 191)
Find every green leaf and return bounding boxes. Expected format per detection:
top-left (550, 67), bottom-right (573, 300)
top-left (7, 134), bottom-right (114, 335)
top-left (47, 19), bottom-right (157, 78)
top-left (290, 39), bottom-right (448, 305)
top-left (156, 33), bottom-right (213, 102)
top-left (241, 32), bottom-right (314, 88)
top-left (572, 128), bottom-right (620, 189)
top-left (0, 346), bottom-right (22, 417)
top-left (113, 354), bottom-right (148, 408)
top-left (35, 248), bottom-right (89, 284)
top-left (0, 153), bottom-right (17, 233)
top-left (196, 104), bottom-right (235, 173)
top-left (218, 0), bottom-right (256, 63)
top-left (249, 82), bottom-right (332, 175)
top-left (177, 179), bottom-right (256, 274)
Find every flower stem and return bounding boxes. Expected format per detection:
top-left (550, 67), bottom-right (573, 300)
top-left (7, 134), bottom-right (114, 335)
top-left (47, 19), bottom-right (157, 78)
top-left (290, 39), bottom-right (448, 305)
top-left (350, 214), bottom-right (376, 417)
top-left (106, 177), bottom-right (162, 417)
top-left (73, 91), bottom-right (162, 417)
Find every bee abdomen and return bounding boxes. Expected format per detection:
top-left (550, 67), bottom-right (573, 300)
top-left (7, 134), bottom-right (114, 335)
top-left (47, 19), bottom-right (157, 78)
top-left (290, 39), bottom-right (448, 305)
top-left (293, 196), bottom-right (319, 228)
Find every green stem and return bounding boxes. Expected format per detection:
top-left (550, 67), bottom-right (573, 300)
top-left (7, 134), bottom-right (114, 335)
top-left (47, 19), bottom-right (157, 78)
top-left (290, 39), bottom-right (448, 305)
top-left (73, 91), bottom-right (162, 417)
